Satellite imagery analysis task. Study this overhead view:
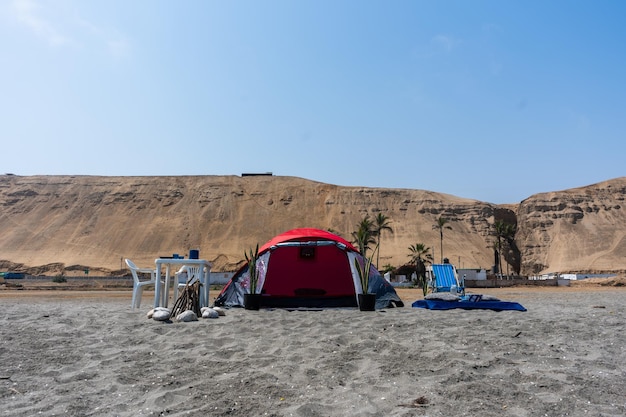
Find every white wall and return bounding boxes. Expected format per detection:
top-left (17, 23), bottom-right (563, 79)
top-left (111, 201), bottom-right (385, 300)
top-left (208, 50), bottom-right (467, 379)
top-left (458, 268), bottom-right (487, 280)
top-left (210, 271), bottom-right (235, 285)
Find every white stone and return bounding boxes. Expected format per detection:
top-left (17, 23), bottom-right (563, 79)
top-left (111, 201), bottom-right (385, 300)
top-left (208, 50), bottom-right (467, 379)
top-left (202, 308), bottom-right (219, 319)
top-left (147, 306), bottom-right (170, 319)
top-left (212, 306), bottom-right (226, 316)
top-left (152, 309), bottom-right (171, 321)
top-left (176, 310), bottom-right (198, 322)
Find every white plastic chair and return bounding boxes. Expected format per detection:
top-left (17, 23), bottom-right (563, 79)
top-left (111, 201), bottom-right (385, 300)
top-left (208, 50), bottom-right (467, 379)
top-left (172, 265), bottom-right (204, 303)
top-left (126, 259), bottom-right (162, 309)
top-left (171, 265), bottom-right (189, 303)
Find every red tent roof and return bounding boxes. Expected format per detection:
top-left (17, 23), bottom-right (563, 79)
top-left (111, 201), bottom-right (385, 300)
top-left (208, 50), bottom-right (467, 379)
top-left (259, 228), bottom-right (357, 253)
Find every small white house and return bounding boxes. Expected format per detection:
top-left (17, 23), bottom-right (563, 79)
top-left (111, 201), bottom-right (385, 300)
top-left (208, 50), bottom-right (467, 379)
top-left (457, 268), bottom-right (487, 281)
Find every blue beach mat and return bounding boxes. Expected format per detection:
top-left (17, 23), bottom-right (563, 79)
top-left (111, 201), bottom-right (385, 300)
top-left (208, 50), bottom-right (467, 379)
top-left (412, 298), bottom-right (526, 312)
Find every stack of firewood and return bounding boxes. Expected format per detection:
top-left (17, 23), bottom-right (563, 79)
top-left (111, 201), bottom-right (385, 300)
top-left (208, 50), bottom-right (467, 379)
top-left (170, 281), bottom-right (201, 317)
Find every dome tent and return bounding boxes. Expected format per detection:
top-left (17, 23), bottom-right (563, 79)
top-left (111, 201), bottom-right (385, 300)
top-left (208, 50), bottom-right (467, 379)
top-left (214, 228), bottom-right (404, 309)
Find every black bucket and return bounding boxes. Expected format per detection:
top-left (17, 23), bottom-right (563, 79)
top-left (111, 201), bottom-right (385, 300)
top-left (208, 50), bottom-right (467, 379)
top-left (189, 249), bottom-right (199, 259)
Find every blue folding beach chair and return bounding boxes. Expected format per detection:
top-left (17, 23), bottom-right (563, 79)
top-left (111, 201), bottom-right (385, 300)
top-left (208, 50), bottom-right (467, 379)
top-left (430, 264), bottom-right (465, 295)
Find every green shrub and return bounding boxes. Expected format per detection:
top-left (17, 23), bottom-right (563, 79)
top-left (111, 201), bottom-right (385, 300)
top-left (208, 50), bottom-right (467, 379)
top-left (53, 275), bottom-right (67, 283)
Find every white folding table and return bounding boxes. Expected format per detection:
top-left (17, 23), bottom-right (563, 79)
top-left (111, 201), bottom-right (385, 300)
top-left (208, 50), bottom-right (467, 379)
top-left (154, 258), bottom-right (211, 308)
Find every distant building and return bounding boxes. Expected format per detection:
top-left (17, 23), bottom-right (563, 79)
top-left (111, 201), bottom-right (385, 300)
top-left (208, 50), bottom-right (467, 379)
top-left (241, 172), bottom-right (273, 177)
top-left (457, 268), bottom-right (487, 281)
top-left (529, 272), bottom-right (616, 281)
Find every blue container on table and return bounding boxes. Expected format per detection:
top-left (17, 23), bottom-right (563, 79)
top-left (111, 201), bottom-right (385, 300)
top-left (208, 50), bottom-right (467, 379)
top-left (189, 249), bottom-right (199, 259)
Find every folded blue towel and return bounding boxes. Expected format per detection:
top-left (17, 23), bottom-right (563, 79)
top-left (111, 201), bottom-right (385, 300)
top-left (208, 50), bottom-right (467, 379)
top-left (412, 299), bottom-right (526, 311)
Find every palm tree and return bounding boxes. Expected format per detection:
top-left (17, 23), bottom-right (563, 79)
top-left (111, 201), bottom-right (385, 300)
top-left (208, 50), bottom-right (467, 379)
top-left (503, 222), bottom-right (519, 274)
top-left (373, 213), bottom-right (393, 269)
top-left (491, 240), bottom-right (501, 276)
top-left (433, 216), bottom-right (452, 263)
top-left (408, 243), bottom-right (433, 295)
top-left (493, 220), bottom-right (516, 276)
top-left (351, 216), bottom-right (376, 256)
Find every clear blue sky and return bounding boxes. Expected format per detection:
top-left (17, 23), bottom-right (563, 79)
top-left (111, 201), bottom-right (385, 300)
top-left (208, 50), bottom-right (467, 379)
top-left (1, 1), bottom-right (624, 204)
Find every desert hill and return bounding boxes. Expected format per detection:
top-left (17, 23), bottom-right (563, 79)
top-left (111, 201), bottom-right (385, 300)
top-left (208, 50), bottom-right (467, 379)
top-left (517, 177), bottom-right (626, 274)
top-left (1, 174), bottom-right (625, 276)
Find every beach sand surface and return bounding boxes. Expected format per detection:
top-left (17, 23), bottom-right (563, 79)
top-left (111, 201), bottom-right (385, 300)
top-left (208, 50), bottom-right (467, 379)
top-left (1, 287), bottom-right (625, 417)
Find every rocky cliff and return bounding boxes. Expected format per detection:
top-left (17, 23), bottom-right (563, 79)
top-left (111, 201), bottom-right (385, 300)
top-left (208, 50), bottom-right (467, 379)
top-left (1, 174), bottom-right (624, 276)
top-left (516, 177), bottom-right (626, 275)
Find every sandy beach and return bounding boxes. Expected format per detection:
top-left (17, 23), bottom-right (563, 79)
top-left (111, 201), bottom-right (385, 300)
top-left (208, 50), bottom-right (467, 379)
top-left (1, 286), bottom-right (625, 417)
